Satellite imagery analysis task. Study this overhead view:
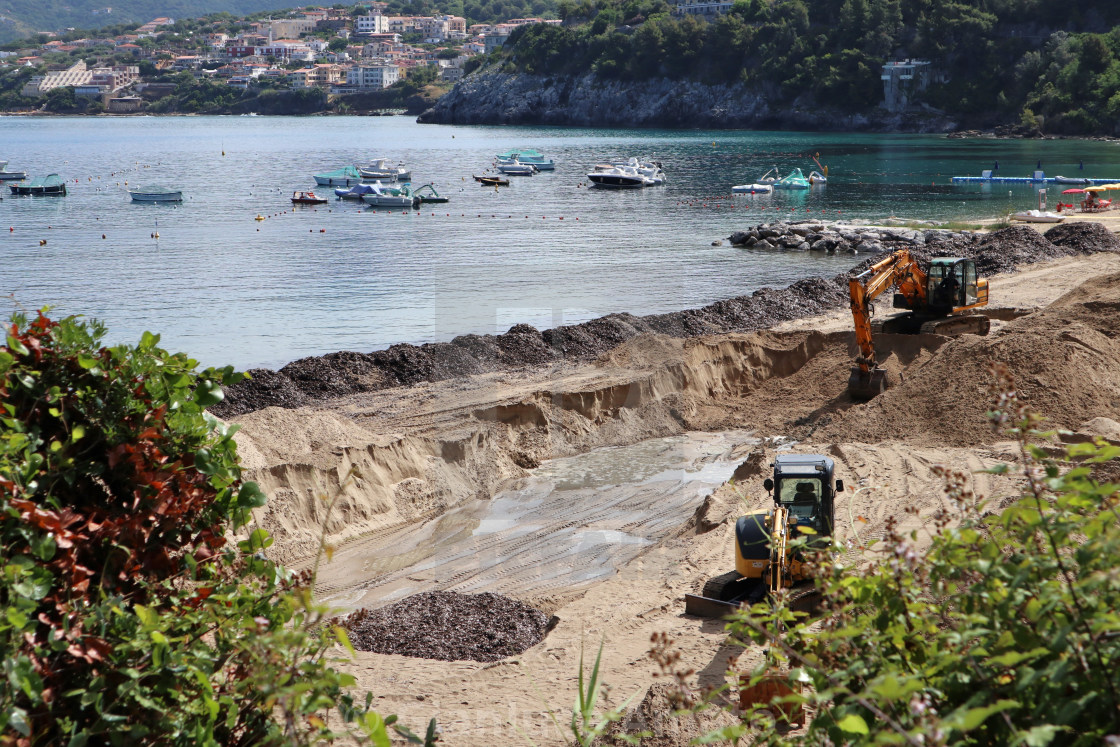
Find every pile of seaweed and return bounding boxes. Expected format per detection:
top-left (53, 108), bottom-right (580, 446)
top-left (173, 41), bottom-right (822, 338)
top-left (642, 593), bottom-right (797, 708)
top-left (211, 224), bottom-right (1119, 417)
top-left (341, 591), bottom-right (552, 662)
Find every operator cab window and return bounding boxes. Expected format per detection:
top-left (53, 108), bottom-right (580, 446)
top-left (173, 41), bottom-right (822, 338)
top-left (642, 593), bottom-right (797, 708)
top-left (779, 478), bottom-right (820, 521)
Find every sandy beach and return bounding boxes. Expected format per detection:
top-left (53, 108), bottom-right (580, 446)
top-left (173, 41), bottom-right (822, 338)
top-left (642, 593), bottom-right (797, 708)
top-left (226, 214), bottom-right (1120, 745)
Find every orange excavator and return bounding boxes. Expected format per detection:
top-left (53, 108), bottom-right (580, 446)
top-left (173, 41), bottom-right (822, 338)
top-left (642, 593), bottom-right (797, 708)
top-left (848, 249), bottom-right (990, 399)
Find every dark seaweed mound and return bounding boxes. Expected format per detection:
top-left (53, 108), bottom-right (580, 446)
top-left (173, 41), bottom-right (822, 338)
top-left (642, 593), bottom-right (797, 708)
top-left (342, 591), bottom-right (551, 662)
top-left (209, 222), bottom-right (1120, 418)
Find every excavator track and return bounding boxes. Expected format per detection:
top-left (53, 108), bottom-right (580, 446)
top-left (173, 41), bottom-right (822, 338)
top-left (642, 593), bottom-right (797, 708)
top-left (684, 572), bottom-right (767, 618)
top-left (919, 314), bottom-right (991, 336)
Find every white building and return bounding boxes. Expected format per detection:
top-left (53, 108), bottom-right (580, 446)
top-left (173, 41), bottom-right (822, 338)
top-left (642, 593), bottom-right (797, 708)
top-left (673, 0), bottom-right (733, 14)
top-left (346, 63), bottom-right (400, 89)
top-left (355, 14), bottom-right (389, 34)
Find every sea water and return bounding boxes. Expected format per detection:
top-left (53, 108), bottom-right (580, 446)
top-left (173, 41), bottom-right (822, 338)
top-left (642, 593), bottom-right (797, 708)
top-left (2, 115), bottom-right (1116, 370)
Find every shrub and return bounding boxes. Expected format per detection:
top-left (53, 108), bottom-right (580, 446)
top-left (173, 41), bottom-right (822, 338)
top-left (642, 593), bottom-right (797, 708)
top-left (728, 362), bottom-right (1120, 746)
top-left (0, 312), bottom-right (408, 745)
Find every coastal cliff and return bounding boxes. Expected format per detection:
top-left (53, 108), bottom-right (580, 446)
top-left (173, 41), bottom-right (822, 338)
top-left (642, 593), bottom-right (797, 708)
top-left (417, 69), bottom-right (957, 131)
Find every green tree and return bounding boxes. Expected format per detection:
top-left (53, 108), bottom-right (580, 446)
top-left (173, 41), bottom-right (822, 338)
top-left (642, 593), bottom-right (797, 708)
top-left (0, 312), bottom-right (421, 745)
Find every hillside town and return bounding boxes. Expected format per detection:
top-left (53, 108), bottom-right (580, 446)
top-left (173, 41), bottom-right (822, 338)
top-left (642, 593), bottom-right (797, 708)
top-left (0, 5), bottom-right (561, 112)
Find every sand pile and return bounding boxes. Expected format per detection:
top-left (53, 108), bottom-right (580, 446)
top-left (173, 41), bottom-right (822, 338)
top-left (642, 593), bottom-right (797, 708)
top-left (211, 224), bottom-right (1120, 419)
top-left (816, 270), bottom-right (1120, 446)
top-left (342, 591), bottom-right (551, 662)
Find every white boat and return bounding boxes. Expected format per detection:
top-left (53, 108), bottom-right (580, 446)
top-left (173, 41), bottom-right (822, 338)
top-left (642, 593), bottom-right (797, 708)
top-left (732, 183), bottom-right (773, 194)
top-left (358, 159), bottom-right (411, 181)
top-left (1053, 175), bottom-right (1091, 185)
top-left (497, 149), bottom-right (554, 171)
top-left (614, 157), bottom-right (664, 185)
top-left (496, 159), bottom-right (537, 176)
top-left (587, 164), bottom-right (648, 188)
top-left (361, 181), bottom-right (415, 208)
top-left (1011, 210), bottom-right (1064, 223)
top-left (129, 185), bottom-right (183, 202)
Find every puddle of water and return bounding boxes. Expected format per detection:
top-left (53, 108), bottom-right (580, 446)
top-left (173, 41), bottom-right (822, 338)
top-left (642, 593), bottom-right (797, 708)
top-left (321, 430), bottom-right (757, 612)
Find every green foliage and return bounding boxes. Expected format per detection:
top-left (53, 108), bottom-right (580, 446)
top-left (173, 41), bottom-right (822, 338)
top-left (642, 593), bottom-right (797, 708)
top-left (0, 0), bottom-right (308, 45)
top-left (492, 0), bottom-right (1120, 124)
top-left (0, 312), bottom-right (403, 745)
top-left (728, 362), bottom-right (1120, 746)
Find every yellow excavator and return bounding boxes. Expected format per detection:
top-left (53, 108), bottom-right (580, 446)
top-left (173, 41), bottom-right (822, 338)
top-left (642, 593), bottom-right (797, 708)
top-left (848, 249), bottom-right (990, 400)
top-left (684, 454), bottom-right (843, 618)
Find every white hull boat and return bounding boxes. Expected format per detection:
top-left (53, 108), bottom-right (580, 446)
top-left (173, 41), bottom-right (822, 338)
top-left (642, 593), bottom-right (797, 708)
top-left (1011, 210), bottom-right (1064, 223)
top-left (732, 183), bottom-right (773, 194)
top-left (358, 159), bottom-right (411, 181)
top-left (361, 181), bottom-right (415, 208)
top-left (129, 186), bottom-right (183, 202)
top-left (496, 159), bottom-right (537, 176)
top-left (587, 164), bottom-right (649, 188)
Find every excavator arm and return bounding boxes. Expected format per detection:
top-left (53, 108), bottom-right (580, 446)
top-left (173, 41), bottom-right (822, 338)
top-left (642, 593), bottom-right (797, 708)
top-left (848, 250), bottom-right (928, 399)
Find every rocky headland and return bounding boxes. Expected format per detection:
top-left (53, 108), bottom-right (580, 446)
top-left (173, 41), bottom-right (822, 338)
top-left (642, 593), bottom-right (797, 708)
top-left (417, 69), bottom-right (957, 130)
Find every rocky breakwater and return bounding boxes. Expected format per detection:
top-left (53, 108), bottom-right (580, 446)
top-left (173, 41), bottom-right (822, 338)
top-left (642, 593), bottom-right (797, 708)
top-left (417, 68), bottom-right (954, 130)
top-left (728, 221), bottom-right (966, 254)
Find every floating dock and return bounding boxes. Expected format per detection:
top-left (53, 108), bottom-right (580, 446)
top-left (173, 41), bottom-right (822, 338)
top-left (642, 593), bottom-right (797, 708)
top-left (951, 170), bottom-right (1120, 185)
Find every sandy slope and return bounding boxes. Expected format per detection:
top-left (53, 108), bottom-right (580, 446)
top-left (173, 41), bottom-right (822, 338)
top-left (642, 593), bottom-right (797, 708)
top-left (229, 251), bottom-right (1120, 745)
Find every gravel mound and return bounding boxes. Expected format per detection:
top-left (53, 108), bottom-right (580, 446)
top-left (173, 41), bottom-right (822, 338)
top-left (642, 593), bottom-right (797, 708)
top-left (210, 222), bottom-right (1120, 419)
top-left (342, 591), bottom-right (551, 662)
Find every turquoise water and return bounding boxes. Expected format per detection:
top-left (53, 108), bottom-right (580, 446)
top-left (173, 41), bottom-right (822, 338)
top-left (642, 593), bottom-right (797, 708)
top-left (2, 116), bottom-right (1116, 370)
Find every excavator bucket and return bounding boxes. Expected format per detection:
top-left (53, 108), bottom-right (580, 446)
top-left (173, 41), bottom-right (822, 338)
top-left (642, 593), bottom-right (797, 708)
top-left (848, 366), bottom-right (888, 400)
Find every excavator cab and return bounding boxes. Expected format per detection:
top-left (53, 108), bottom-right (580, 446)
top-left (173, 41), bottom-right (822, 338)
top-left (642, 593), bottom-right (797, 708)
top-left (765, 454), bottom-right (838, 541)
top-left (925, 258), bottom-right (981, 312)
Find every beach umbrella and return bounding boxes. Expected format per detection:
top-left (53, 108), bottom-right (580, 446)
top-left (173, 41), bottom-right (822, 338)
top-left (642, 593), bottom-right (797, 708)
top-left (1101, 183), bottom-right (1120, 190)
top-left (1062, 188), bottom-right (1085, 194)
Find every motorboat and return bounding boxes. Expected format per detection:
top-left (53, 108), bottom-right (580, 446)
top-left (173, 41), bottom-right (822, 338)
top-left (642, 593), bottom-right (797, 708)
top-left (587, 164), bottom-right (648, 188)
top-left (313, 165), bottom-right (363, 186)
top-left (358, 159), bottom-right (411, 181)
top-left (773, 168), bottom-right (811, 189)
top-left (1053, 175), bottom-right (1092, 185)
top-left (129, 185), bottom-right (182, 202)
top-left (497, 149), bottom-right (554, 171)
top-left (1011, 210), bottom-right (1064, 223)
top-left (808, 170), bottom-right (828, 185)
top-left (291, 190), bottom-right (328, 205)
top-left (0, 169), bottom-right (28, 181)
top-left (496, 159), bottom-right (537, 176)
top-left (335, 183), bottom-right (376, 200)
top-left (614, 157), bottom-right (664, 185)
top-left (474, 175), bottom-right (510, 187)
top-left (412, 184), bottom-right (449, 204)
top-left (731, 183), bottom-right (774, 194)
top-left (361, 181), bottom-right (416, 208)
top-left (10, 174), bottom-right (66, 196)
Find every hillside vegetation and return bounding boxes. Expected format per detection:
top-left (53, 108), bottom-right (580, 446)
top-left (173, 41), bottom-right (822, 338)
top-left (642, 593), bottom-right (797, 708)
top-left (0, 0), bottom-right (301, 44)
top-left (495, 0), bottom-right (1120, 134)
